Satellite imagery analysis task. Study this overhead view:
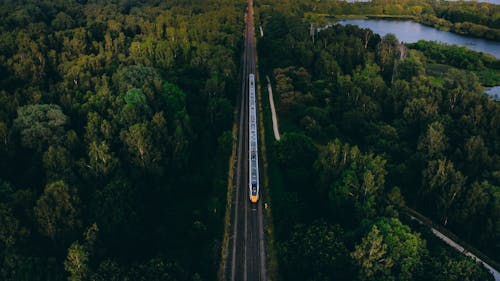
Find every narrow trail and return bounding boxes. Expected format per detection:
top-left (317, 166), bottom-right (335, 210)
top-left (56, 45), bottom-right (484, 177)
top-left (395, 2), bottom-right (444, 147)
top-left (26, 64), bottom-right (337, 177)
top-left (408, 212), bottom-right (500, 281)
top-left (430, 227), bottom-right (500, 280)
top-left (266, 76), bottom-right (280, 141)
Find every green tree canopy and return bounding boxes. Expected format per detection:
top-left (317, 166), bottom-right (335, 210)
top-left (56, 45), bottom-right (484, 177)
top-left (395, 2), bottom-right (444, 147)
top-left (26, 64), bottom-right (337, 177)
top-left (417, 121), bottom-right (447, 160)
top-left (422, 159), bottom-right (465, 225)
top-left (13, 104), bottom-right (68, 152)
top-left (437, 255), bottom-right (494, 281)
top-left (125, 88), bottom-right (147, 107)
top-left (280, 221), bottom-right (352, 281)
top-left (64, 242), bottom-right (89, 281)
top-left (352, 218), bottom-right (427, 281)
top-left (34, 180), bottom-right (79, 240)
top-left (316, 139), bottom-right (387, 220)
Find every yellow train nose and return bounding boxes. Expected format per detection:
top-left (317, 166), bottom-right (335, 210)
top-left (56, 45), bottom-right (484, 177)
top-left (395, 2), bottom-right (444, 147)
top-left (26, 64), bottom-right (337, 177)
top-left (250, 195), bottom-right (258, 203)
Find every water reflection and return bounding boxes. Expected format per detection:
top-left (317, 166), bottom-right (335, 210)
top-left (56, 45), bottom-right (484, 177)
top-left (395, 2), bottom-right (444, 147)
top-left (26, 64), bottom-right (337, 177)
top-left (485, 86), bottom-right (500, 101)
top-left (340, 19), bottom-right (500, 58)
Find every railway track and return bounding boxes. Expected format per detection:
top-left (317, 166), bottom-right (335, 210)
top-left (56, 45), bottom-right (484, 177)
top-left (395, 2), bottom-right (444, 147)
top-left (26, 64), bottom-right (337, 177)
top-left (223, 0), bottom-right (266, 280)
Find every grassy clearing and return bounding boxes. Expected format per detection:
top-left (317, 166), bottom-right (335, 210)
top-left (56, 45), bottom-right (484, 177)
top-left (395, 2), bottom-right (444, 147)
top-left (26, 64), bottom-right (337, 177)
top-left (426, 63), bottom-right (500, 87)
top-left (474, 68), bottom-right (500, 86)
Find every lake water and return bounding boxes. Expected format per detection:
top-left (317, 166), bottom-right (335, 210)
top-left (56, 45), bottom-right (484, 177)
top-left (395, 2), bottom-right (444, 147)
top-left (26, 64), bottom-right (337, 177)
top-left (338, 19), bottom-right (500, 98)
top-left (340, 19), bottom-right (500, 58)
top-left (346, 0), bottom-right (500, 3)
top-left (486, 86), bottom-right (500, 100)
top-left (450, 0), bottom-right (500, 3)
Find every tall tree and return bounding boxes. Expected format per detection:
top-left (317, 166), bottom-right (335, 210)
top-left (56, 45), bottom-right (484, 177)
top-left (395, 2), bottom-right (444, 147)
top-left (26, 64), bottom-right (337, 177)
top-left (88, 141), bottom-right (117, 176)
top-left (437, 256), bottom-right (494, 281)
top-left (464, 135), bottom-right (490, 179)
top-left (65, 223), bottom-right (99, 281)
top-left (42, 145), bottom-right (73, 181)
top-left (352, 225), bottom-right (393, 281)
top-left (65, 242), bottom-right (89, 281)
top-left (280, 221), bottom-right (352, 281)
top-left (316, 139), bottom-right (387, 220)
top-left (34, 180), bottom-right (79, 240)
top-left (376, 33), bottom-right (401, 83)
top-left (13, 104), bottom-right (68, 152)
top-left (417, 121), bottom-right (447, 160)
top-left (121, 122), bottom-right (159, 169)
top-left (352, 218), bottom-right (426, 281)
top-left (421, 159), bottom-right (465, 225)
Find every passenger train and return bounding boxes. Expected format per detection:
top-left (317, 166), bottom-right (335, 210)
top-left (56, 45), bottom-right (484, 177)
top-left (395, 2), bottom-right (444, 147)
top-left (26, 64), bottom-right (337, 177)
top-left (248, 74), bottom-right (260, 203)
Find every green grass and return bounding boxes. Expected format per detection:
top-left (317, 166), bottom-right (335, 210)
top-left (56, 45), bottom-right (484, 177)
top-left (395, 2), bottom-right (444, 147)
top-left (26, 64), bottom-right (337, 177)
top-left (426, 63), bottom-right (500, 87)
top-left (474, 68), bottom-right (500, 87)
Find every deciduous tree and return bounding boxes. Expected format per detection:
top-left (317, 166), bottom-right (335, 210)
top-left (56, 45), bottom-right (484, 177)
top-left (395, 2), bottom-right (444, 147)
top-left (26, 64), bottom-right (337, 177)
top-left (14, 104), bottom-right (68, 152)
top-left (34, 180), bottom-right (79, 240)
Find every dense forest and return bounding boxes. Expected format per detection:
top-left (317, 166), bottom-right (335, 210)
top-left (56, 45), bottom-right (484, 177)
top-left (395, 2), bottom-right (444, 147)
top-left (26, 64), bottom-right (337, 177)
top-left (1, 0), bottom-right (499, 280)
top-left (0, 0), bottom-right (242, 280)
top-left (257, 1), bottom-right (499, 280)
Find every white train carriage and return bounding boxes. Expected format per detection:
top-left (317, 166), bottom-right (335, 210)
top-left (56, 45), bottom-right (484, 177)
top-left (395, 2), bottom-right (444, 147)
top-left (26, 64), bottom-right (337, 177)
top-left (248, 74), bottom-right (260, 203)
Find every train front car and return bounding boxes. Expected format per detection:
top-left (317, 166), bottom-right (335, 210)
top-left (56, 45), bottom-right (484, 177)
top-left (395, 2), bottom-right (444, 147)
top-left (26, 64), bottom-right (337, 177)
top-left (248, 74), bottom-right (260, 203)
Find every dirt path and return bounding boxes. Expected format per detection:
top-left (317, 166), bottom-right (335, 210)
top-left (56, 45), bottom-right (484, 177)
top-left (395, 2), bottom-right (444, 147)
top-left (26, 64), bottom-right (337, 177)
top-left (430, 228), bottom-right (500, 280)
top-left (408, 214), bottom-right (500, 281)
top-left (266, 75), bottom-right (280, 141)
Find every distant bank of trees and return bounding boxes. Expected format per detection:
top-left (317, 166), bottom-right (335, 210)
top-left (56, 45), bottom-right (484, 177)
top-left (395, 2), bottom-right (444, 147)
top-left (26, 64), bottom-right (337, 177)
top-left (408, 40), bottom-right (500, 70)
top-left (0, 0), bottom-right (243, 280)
top-left (407, 40), bottom-right (500, 86)
top-left (258, 2), bottom-right (499, 280)
top-left (258, 0), bottom-right (500, 41)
